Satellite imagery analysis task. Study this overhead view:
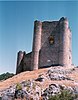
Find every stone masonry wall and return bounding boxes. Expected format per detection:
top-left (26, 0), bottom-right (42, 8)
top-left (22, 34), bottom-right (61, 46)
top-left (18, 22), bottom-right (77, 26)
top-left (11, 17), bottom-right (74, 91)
top-left (16, 52), bottom-right (32, 74)
top-left (23, 52), bottom-right (32, 71)
top-left (31, 21), bottom-right (42, 70)
top-left (39, 21), bottom-right (59, 67)
top-left (16, 51), bottom-right (24, 74)
top-left (39, 18), bottom-right (72, 68)
top-left (59, 17), bottom-right (72, 66)
top-left (16, 17), bottom-right (72, 74)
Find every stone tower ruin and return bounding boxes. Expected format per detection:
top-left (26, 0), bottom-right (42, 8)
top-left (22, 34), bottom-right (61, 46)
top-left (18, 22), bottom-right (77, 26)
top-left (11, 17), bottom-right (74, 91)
top-left (16, 17), bottom-right (72, 74)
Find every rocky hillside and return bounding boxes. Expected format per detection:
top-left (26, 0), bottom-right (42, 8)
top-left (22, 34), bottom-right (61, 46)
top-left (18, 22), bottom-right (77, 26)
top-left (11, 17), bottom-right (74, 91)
top-left (0, 66), bottom-right (78, 100)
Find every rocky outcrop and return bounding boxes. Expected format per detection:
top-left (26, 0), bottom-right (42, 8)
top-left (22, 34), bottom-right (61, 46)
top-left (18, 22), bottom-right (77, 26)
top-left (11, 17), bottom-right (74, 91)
top-left (0, 67), bottom-right (77, 100)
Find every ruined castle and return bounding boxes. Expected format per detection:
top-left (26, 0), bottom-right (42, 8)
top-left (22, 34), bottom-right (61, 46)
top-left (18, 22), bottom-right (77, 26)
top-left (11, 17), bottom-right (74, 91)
top-left (16, 17), bottom-right (72, 74)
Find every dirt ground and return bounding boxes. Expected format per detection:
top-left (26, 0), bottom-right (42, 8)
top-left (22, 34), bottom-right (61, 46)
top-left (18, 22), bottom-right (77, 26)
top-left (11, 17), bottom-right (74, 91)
top-left (0, 67), bottom-right (78, 91)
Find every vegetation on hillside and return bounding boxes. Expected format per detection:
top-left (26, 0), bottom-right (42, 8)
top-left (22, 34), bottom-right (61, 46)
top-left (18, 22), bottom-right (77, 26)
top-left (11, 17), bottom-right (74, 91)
top-left (49, 90), bottom-right (78, 100)
top-left (0, 72), bottom-right (14, 81)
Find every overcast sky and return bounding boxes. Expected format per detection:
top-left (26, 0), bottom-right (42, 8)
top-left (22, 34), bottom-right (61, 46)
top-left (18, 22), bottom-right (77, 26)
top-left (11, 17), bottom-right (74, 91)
top-left (0, 1), bottom-right (78, 74)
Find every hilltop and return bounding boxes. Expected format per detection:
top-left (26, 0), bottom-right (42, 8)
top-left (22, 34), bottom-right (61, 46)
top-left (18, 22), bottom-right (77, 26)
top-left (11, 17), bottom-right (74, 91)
top-left (0, 66), bottom-right (78, 99)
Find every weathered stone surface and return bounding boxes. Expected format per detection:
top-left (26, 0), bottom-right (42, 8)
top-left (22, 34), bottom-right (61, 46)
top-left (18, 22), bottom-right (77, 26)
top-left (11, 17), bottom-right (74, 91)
top-left (46, 67), bottom-right (73, 81)
top-left (0, 67), bottom-right (78, 100)
top-left (16, 17), bottom-right (72, 74)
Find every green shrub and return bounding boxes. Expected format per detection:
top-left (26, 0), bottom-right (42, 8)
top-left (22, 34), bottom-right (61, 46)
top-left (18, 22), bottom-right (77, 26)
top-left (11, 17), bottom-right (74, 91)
top-left (16, 83), bottom-right (22, 90)
top-left (49, 90), bottom-right (75, 100)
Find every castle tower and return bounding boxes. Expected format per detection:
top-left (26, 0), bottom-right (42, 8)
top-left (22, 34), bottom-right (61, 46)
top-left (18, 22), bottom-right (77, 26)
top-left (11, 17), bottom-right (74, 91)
top-left (16, 17), bottom-right (72, 74)
top-left (31, 21), bottom-right (42, 70)
top-left (16, 51), bottom-right (24, 74)
top-left (59, 17), bottom-right (72, 66)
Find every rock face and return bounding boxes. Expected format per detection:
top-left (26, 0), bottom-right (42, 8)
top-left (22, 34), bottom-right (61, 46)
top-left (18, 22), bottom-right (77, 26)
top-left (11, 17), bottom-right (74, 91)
top-left (1, 67), bottom-right (78, 100)
top-left (46, 67), bottom-right (73, 81)
top-left (16, 17), bottom-right (72, 74)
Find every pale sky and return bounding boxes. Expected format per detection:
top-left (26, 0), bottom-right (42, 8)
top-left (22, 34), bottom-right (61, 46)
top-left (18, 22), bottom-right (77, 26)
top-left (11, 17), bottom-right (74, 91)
top-left (0, 1), bottom-right (78, 74)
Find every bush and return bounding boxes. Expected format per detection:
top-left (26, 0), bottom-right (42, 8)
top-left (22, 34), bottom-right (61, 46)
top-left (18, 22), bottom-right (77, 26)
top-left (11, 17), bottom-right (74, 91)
top-left (49, 90), bottom-right (75, 100)
top-left (16, 83), bottom-right (22, 90)
top-left (0, 72), bottom-right (14, 80)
